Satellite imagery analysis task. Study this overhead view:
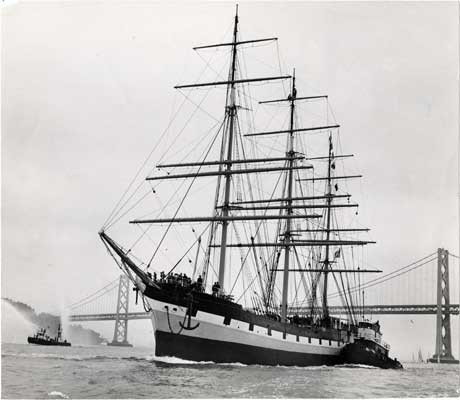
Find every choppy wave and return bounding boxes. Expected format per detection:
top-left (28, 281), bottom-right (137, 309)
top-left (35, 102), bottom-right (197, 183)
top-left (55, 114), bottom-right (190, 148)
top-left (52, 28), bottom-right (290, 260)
top-left (3, 342), bottom-right (458, 399)
top-left (2, 352), bottom-right (153, 362)
top-left (3, 352), bottom-right (84, 361)
top-left (144, 356), bottom-right (378, 369)
top-left (1, 352), bottom-right (225, 365)
top-left (2, 351), bottom-right (380, 369)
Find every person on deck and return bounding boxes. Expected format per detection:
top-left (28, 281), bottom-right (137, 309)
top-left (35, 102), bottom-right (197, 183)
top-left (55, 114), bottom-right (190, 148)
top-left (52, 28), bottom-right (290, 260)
top-left (212, 282), bottom-right (218, 296)
top-left (197, 275), bottom-right (203, 292)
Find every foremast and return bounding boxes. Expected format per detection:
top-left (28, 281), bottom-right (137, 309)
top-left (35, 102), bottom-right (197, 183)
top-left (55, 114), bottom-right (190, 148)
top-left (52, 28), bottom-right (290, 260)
top-left (218, 6), bottom-right (239, 294)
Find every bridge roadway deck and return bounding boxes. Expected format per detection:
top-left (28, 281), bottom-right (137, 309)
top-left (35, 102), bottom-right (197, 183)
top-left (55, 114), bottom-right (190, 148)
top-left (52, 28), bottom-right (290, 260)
top-left (69, 304), bottom-right (459, 322)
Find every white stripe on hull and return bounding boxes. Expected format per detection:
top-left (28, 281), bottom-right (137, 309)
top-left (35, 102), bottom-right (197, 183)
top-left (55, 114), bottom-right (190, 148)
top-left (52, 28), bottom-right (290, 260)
top-left (146, 297), bottom-right (344, 356)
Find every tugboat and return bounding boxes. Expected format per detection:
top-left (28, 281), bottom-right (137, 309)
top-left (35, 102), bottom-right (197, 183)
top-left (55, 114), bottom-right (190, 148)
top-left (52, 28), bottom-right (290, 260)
top-left (339, 321), bottom-right (402, 368)
top-left (28, 325), bottom-right (71, 346)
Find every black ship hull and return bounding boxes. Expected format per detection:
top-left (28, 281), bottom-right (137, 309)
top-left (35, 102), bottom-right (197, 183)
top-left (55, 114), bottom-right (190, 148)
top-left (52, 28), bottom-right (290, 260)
top-left (142, 284), bottom-right (401, 369)
top-left (145, 285), bottom-right (344, 367)
top-left (155, 330), bottom-right (339, 366)
top-left (98, 236), bottom-right (402, 369)
top-left (27, 337), bottom-right (71, 346)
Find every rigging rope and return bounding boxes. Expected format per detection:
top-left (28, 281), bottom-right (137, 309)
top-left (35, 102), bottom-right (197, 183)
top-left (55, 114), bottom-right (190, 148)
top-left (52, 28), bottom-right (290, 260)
top-left (146, 119), bottom-right (226, 268)
top-left (101, 93), bottom-right (192, 230)
top-left (102, 34), bottom-right (232, 231)
top-left (166, 223), bottom-right (212, 276)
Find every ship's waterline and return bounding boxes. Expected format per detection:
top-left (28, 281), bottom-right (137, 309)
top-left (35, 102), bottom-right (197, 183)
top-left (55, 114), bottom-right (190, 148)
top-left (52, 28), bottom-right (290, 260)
top-left (146, 297), bottom-right (343, 365)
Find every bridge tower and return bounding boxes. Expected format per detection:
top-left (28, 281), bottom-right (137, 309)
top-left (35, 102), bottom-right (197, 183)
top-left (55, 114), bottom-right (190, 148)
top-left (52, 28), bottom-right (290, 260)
top-left (428, 248), bottom-right (458, 363)
top-left (108, 274), bottom-right (133, 347)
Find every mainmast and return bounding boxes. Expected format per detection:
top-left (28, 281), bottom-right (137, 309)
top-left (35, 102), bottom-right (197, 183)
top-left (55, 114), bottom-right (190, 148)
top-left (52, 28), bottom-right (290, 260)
top-left (321, 134), bottom-right (334, 318)
top-left (218, 6), bottom-right (239, 293)
top-left (281, 71), bottom-right (297, 321)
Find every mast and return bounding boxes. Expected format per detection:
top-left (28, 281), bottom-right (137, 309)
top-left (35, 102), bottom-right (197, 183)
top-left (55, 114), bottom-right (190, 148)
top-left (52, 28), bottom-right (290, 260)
top-left (321, 134), bottom-right (334, 318)
top-left (192, 236), bottom-right (201, 280)
top-left (218, 6), bottom-right (239, 293)
top-left (281, 70), bottom-right (296, 321)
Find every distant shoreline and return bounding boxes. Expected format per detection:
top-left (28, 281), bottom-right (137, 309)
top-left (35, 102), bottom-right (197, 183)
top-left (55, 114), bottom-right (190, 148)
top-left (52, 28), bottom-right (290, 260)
top-left (2, 297), bottom-right (107, 345)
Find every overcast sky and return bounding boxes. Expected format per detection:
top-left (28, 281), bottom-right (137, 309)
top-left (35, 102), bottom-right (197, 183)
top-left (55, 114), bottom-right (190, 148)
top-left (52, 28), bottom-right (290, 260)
top-left (2, 1), bottom-right (459, 358)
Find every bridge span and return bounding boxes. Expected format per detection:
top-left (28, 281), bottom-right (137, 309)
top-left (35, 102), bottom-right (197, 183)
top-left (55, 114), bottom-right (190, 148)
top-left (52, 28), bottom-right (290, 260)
top-left (68, 248), bottom-right (459, 363)
top-left (69, 303), bottom-right (459, 322)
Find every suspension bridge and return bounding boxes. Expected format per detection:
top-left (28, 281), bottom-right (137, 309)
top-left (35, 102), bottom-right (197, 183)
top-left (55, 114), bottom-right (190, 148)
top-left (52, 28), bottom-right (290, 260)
top-left (68, 248), bottom-right (459, 363)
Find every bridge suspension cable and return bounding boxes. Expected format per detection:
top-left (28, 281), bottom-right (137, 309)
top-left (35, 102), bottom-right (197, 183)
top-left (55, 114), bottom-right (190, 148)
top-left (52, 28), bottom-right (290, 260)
top-left (68, 277), bottom-right (120, 310)
top-left (290, 251), bottom-right (437, 307)
top-left (327, 253), bottom-right (437, 301)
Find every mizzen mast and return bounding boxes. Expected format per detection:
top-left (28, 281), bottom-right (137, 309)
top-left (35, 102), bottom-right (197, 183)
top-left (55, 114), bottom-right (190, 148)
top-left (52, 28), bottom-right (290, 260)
top-left (322, 134), bottom-right (334, 318)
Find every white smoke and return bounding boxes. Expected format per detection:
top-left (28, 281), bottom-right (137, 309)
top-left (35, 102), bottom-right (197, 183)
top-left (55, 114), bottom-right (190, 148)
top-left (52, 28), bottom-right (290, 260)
top-left (58, 293), bottom-right (70, 340)
top-left (1, 299), bottom-right (37, 344)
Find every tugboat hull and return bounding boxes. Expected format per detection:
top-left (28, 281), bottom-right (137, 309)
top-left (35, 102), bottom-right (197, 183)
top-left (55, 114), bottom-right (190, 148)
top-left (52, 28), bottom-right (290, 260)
top-left (340, 339), bottom-right (402, 369)
top-left (27, 337), bottom-right (71, 346)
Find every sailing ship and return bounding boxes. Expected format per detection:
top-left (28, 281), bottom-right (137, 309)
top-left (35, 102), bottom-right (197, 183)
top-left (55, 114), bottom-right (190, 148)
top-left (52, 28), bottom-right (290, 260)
top-left (418, 347), bottom-right (424, 363)
top-left (28, 325), bottom-right (71, 347)
top-left (99, 8), bottom-right (402, 369)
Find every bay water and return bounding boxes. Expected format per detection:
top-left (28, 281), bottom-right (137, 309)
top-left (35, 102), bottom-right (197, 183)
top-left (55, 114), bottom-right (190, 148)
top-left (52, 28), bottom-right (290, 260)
top-left (2, 342), bottom-right (459, 398)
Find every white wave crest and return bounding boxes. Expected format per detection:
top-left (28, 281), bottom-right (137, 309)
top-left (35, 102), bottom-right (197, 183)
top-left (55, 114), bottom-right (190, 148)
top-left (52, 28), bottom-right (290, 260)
top-left (146, 355), bottom-right (215, 364)
top-left (48, 391), bottom-right (69, 399)
top-left (337, 363), bottom-right (379, 369)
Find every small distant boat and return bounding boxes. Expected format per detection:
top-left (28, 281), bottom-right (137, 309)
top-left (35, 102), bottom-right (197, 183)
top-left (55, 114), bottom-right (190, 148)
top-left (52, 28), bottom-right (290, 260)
top-left (28, 324), bottom-right (71, 346)
top-left (418, 347), bottom-right (424, 363)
